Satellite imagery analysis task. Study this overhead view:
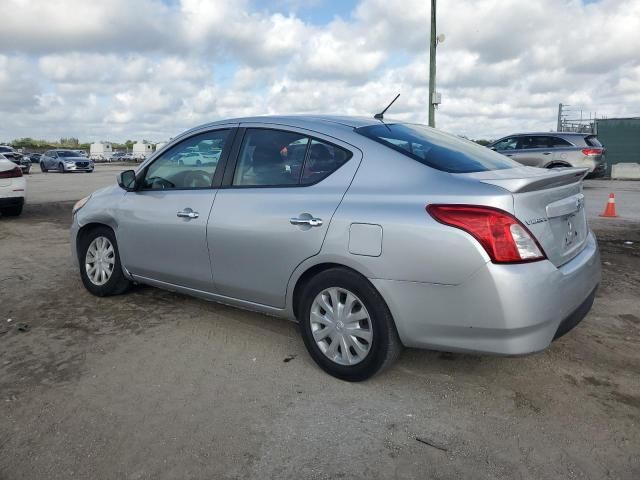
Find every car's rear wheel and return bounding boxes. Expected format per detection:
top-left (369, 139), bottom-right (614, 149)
top-left (298, 268), bottom-right (402, 381)
top-left (1, 205), bottom-right (23, 217)
top-left (79, 227), bottom-right (131, 296)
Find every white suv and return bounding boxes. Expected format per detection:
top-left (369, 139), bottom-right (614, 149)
top-left (0, 154), bottom-right (26, 216)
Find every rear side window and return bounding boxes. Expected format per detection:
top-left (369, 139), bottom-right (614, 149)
top-left (548, 136), bottom-right (573, 147)
top-left (233, 129), bottom-right (351, 187)
top-left (356, 124), bottom-right (515, 173)
top-left (584, 135), bottom-right (602, 147)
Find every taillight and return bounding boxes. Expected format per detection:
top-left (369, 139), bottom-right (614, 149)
top-left (582, 148), bottom-right (602, 156)
top-left (0, 166), bottom-right (23, 178)
top-left (426, 205), bottom-right (546, 264)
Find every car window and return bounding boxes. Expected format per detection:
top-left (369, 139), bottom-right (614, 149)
top-left (300, 139), bottom-right (351, 185)
top-left (142, 129), bottom-right (229, 190)
top-left (492, 137), bottom-right (518, 151)
top-left (356, 124), bottom-right (515, 173)
top-left (517, 136), bottom-right (539, 149)
top-left (548, 136), bottom-right (573, 147)
top-left (233, 129), bottom-right (309, 186)
top-left (584, 135), bottom-right (602, 147)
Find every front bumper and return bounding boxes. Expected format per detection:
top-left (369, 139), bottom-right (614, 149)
top-left (64, 164), bottom-right (94, 172)
top-left (372, 231), bottom-right (601, 355)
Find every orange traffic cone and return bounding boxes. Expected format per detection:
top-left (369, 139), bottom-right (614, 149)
top-left (600, 193), bottom-right (618, 217)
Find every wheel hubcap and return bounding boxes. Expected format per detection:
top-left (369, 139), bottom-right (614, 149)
top-left (310, 287), bottom-right (372, 366)
top-left (85, 236), bottom-right (115, 286)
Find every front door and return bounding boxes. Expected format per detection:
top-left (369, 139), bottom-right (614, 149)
top-left (208, 126), bottom-right (361, 308)
top-left (115, 127), bottom-right (235, 291)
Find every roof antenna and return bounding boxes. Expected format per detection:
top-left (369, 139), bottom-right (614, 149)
top-left (374, 93), bottom-right (400, 120)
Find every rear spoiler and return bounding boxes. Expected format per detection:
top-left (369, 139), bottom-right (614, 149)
top-left (459, 167), bottom-right (589, 193)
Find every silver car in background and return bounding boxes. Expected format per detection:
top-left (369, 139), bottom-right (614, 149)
top-left (40, 149), bottom-right (94, 173)
top-left (488, 132), bottom-right (607, 178)
top-left (70, 116), bottom-right (600, 381)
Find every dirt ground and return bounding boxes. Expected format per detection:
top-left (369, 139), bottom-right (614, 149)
top-left (1, 197), bottom-right (639, 479)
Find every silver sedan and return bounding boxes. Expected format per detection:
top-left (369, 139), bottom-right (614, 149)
top-left (70, 116), bottom-right (600, 381)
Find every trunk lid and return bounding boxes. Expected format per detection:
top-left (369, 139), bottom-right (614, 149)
top-left (460, 166), bottom-right (589, 267)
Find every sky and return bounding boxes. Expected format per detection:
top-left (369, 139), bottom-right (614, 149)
top-left (0, 0), bottom-right (639, 143)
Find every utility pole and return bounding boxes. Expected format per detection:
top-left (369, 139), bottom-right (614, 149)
top-left (557, 103), bottom-right (563, 131)
top-left (428, 0), bottom-right (437, 127)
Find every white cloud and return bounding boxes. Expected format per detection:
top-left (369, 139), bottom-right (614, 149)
top-left (0, 0), bottom-right (639, 143)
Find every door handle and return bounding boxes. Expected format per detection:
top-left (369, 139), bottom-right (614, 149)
top-left (177, 208), bottom-right (199, 219)
top-left (290, 216), bottom-right (323, 227)
top-left (506, 154), bottom-right (513, 157)
top-left (543, 152), bottom-right (552, 155)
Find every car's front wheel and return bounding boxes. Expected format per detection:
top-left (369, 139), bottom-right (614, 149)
top-left (298, 268), bottom-right (402, 381)
top-left (40, 162), bottom-right (48, 172)
top-left (79, 227), bottom-right (131, 296)
top-left (58, 163), bottom-right (65, 173)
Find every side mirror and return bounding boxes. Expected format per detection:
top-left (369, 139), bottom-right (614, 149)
top-left (489, 146), bottom-right (497, 151)
top-left (118, 170), bottom-right (137, 191)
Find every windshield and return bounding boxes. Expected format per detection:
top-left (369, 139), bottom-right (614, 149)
top-left (355, 123), bottom-right (517, 173)
top-left (57, 151), bottom-right (83, 158)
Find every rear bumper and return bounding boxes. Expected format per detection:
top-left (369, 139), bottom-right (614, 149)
top-left (372, 230), bottom-right (601, 355)
top-left (586, 161), bottom-right (607, 178)
top-left (0, 196), bottom-right (25, 208)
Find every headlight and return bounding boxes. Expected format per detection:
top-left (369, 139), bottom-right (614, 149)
top-left (72, 196), bottom-right (90, 216)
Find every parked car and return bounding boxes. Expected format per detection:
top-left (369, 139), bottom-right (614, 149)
top-left (27, 152), bottom-right (42, 163)
top-left (40, 149), bottom-right (94, 173)
top-left (487, 132), bottom-right (607, 178)
top-left (70, 116), bottom-right (600, 381)
top-left (0, 145), bottom-right (31, 174)
top-left (122, 153), bottom-right (134, 161)
top-left (111, 152), bottom-right (126, 161)
top-left (0, 154), bottom-right (26, 216)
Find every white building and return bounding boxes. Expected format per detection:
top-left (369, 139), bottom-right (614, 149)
top-left (90, 142), bottom-right (113, 161)
top-left (133, 141), bottom-right (154, 160)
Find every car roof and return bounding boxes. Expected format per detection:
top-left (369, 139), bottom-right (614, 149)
top-left (504, 132), bottom-right (592, 137)
top-left (181, 115), bottom-right (393, 139)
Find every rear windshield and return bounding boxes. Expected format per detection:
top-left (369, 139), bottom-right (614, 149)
top-left (355, 123), bottom-right (516, 173)
top-left (584, 135), bottom-right (602, 147)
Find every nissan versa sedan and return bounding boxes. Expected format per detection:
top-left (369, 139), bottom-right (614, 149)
top-left (40, 149), bottom-right (94, 173)
top-left (70, 116), bottom-right (600, 381)
top-left (488, 132), bottom-right (607, 178)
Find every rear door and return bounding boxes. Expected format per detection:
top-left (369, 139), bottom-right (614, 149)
top-left (207, 125), bottom-right (361, 308)
top-left (115, 127), bottom-right (236, 291)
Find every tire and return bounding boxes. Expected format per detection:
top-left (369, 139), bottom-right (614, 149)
top-left (58, 163), bottom-right (66, 173)
top-left (78, 226), bottom-right (131, 296)
top-left (40, 163), bottom-right (48, 173)
top-left (298, 268), bottom-right (402, 381)
top-left (546, 162), bottom-right (571, 169)
top-left (1, 205), bottom-right (23, 217)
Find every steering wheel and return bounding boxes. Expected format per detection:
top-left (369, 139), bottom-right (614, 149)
top-left (183, 170), bottom-right (212, 188)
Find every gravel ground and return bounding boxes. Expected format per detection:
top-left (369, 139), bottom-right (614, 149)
top-left (0, 174), bottom-right (639, 479)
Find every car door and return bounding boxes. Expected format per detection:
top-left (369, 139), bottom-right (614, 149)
top-left (115, 126), bottom-right (236, 291)
top-left (491, 136), bottom-right (519, 161)
top-left (207, 125), bottom-right (362, 308)
top-left (512, 135), bottom-right (552, 167)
